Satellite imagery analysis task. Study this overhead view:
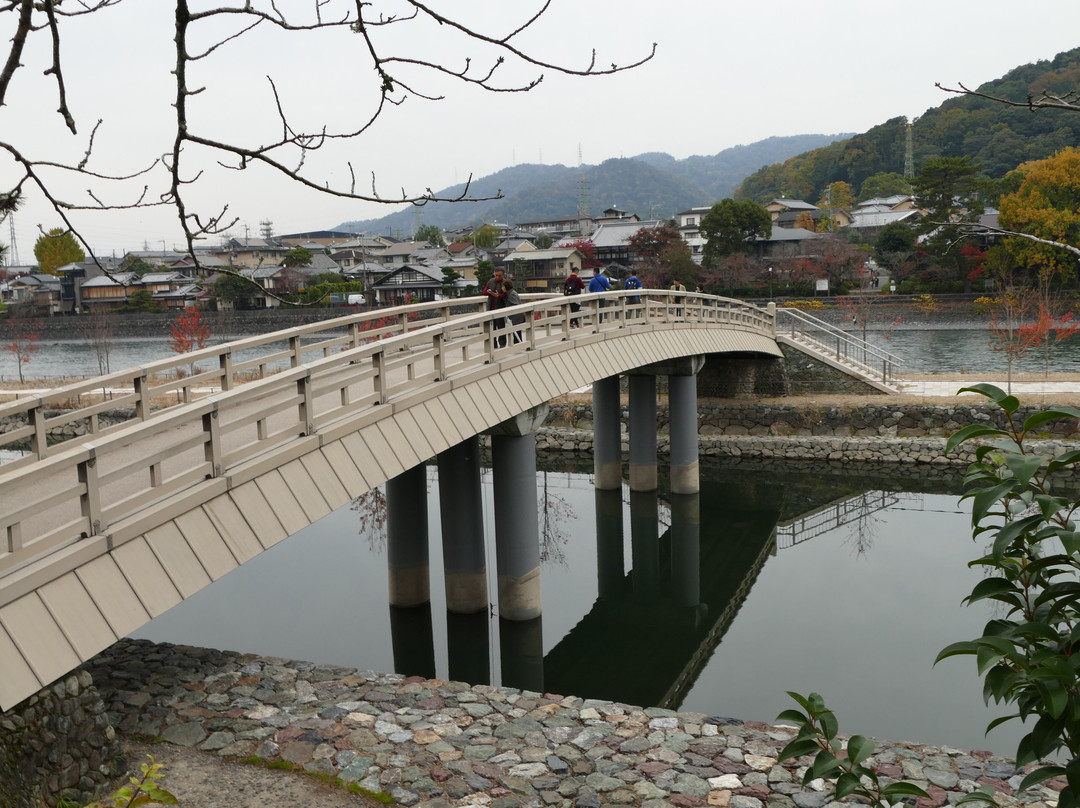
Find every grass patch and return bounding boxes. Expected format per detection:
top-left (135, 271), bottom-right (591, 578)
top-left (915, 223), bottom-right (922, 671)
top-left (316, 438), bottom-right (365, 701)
top-left (239, 754), bottom-right (395, 803)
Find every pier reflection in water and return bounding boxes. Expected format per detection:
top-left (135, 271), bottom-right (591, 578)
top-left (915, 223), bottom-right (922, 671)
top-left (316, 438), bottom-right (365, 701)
top-left (130, 459), bottom-right (1021, 755)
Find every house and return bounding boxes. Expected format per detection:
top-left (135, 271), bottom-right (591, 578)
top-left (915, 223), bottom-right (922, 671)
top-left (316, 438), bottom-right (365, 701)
top-left (676, 206), bottom-right (713, 264)
top-left (765, 198), bottom-right (819, 221)
top-left (587, 218), bottom-right (667, 268)
top-left (80, 272), bottom-right (139, 312)
top-left (370, 264), bottom-right (445, 306)
top-left (278, 229), bottom-right (360, 248)
top-left (517, 213), bottom-right (596, 239)
top-left (5, 273), bottom-right (62, 314)
top-left (774, 207), bottom-right (854, 231)
top-left (500, 247), bottom-right (584, 293)
top-left (376, 241), bottom-right (430, 267)
top-left (752, 226), bottom-right (822, 258)
top-left (212, 237), bottom-right (288, 269)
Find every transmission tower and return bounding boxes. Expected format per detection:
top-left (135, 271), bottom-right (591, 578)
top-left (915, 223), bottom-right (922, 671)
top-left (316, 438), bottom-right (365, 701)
top-left (259, 219), bottom-right (274, 240)
top-left (7, 214), bottom-right (18, 265)
top-left (904, 118), bottom-right (915, 180)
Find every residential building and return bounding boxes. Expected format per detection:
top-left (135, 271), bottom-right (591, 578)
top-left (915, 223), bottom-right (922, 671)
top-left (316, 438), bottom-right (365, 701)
top-left (500, 247), bottom-right (584, 293)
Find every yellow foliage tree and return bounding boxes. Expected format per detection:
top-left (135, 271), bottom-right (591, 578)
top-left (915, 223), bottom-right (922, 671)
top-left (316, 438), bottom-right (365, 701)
top-left (32, 228), bottom-right (85, 275)
top-left (999, 146), bottom-right (1080, 282)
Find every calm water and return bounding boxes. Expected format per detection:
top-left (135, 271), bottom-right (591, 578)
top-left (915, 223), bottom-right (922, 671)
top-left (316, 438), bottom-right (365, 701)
top-left (9, 328), bottom-right (1080, 380)
top-left (130, 460), bottom-right (1024, 756)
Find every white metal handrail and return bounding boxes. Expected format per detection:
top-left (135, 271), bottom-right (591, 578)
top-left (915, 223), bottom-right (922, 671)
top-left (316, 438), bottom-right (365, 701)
top-left (774, 308), bottom-right (902, 384)
top-left (0, 290), bottom-right (770, 588)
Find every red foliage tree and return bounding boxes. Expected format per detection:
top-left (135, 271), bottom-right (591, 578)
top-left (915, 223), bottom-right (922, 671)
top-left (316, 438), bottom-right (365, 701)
top-left (2, 318), bottom-right (41, 384)
top-left (1020, 302), bottom-right (1080, 378)
top-left (168, 306), bottom-right (212, 373)
top-left (565, 239), bottom-right (601, 270)
top-left (627, 224), bottom-right (684, 286)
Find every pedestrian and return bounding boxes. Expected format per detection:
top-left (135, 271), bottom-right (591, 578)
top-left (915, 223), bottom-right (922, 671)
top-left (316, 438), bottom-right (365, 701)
top-left (589, 266), bottom-right (611, 323)
top-left (670, 278), bottom-right (686, 317)
top-left (483, 267), bottom-right (508, 346)
top-left (503, 278), bottom-right (524, 344)
top-left (624, 269), bottom-right (642, 307)
top-left (563, 266), bottom-right (585, 327)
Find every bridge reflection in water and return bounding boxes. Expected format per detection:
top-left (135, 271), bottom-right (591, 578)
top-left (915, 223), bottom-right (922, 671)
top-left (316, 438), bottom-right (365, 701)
top-left (373, 462), bottom-right (908, 711)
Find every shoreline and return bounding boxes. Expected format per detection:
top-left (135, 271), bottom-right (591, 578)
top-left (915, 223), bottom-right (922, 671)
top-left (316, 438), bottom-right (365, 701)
top-left (85, 638), bottom-right (1057, 808)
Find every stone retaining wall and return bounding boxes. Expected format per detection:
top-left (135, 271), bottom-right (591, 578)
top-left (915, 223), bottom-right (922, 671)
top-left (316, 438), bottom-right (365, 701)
top-left (0, 674), bottom-right (122, 808)
top-left (546, 401), bottom-right (1080, 440)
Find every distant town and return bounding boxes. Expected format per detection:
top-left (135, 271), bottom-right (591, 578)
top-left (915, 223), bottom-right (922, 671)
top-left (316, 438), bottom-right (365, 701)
top-left (0, 192), bottom-right (992, 317)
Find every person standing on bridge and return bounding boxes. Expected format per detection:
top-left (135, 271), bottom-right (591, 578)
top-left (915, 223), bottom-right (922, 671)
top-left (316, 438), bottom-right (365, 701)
top-left (503, 278), bottom-right (525, 344)
top-left (484, 266), bottom-right (508, 347)
top-left (563, 266), bottom-right (584, 327)
top-left (589, 266), bottom-right (611, 323)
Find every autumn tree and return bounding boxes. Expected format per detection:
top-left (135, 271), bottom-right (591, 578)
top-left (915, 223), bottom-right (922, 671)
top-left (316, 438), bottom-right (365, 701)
top-left (565, 239), bottom-right (601, 270)
top-left (794, 211), bottom-right (816, 231)
top-left (998, 147), bottom-right (1080, 284)
top-left (699, 199), bottom-right (772, 267)
top-left (1, 318), bottom-right (41, 384)
top-left (2, 3), bottom-right (653, 293)
top-left (816, 181), bottom-right (854, 210)
top-left (627, 224), bottom-right (684, 286)
top-left (33, 228), bottom-right (85, 275)
top-left (118, 254), bottom-right (155, 275)
top-left (168, 306), bottom-right (212, 374)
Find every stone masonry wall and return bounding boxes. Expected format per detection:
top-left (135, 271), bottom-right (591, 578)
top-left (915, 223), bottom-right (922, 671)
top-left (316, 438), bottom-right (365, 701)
top-left (0, 673), bottom-right (122, 808)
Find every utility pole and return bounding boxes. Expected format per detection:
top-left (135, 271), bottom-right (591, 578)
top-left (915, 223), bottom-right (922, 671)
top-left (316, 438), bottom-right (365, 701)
top-left (904, 118), bottom-right (915, 180)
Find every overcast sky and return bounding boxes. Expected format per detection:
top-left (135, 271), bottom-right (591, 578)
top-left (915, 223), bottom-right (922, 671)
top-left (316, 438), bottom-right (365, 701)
top-left (4, 0), bottom-right (1080, 261)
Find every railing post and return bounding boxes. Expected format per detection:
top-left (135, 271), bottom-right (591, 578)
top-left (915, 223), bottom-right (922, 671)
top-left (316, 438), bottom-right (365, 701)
top-left (484, 319), bottom-right (497, 363)
top-left (767, 302), bottom-right (777, 338)
top-left (433, 332), bottom-right (446, 380)
top-left (289, 334), bottom-right (303, 368)
top-left (134, 375), bottom-right (151, 420)
top-left (400, 311), bottom-right (409, 334)
top-left (372, 350), bottom-right (386, 404)
top-left (349, 322), bottom-right (360, 350)
top-left (203, 403), bottom-right (222, 478)
top-left (28, 405), bottom-right (47, 460)
top-left (219, 352), bottom-right (234, 391)
top-left (298, 371), bottom-right (315, 435)
top-left (78, 448), bottom-right (103, 538)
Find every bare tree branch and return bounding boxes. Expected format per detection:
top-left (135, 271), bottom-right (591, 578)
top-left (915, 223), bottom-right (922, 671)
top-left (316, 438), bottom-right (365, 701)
top-left (936, 81), bottom-right (1080, 114)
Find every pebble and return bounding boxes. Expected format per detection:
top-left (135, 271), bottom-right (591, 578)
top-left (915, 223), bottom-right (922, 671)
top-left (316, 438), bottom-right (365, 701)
top-left (83, 639), bottom-right (1061, 808)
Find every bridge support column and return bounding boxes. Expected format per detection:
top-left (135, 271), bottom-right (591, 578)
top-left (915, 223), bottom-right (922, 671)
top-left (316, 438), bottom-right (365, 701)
top-left (669, 373), bottom-right (700, 495)
top-left (447, 611), bottom-right (490, 685)
top-left (628, 374), bottom-right (657, 492)
top-left (499, 616), bottom-right (544, 693)
top-left (595, 489), bottom-right (625, 600)
top-left (386, 464), bottom-right (429, 608)
top-left (489, 405), bottom-right (547, 621)
top-left (592, 375), bottom-right (622, 490)
top-left (436, 436), bottom-right (488, 614)
top-left (389, 604), bottom-right (435, 679)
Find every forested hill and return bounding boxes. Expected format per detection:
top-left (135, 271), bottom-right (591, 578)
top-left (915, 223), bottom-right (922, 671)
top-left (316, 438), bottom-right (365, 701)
top-left (339, 134), bottom-right (847, 236)
top-left (735, 47), bottom-right (1080, 204)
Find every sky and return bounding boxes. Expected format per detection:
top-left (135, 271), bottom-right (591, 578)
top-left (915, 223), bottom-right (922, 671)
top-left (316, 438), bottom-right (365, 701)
top-left (3, 0), bottom-right (1080, 261)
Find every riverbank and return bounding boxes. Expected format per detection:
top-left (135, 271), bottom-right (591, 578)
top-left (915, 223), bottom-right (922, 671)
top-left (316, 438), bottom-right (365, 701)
top-left (86, 639), bottom-right (1055, 808)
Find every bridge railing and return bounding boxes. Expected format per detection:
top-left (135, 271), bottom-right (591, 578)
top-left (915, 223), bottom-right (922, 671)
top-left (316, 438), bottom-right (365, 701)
top-left (774, 307), bottom-right (902, 384)
top-left (0, 290), bottom-right (770, 589)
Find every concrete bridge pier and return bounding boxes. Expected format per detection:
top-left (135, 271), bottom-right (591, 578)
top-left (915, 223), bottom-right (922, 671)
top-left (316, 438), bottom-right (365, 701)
top-left (592, 375), bottom-right (622, 490)
top-left (595, 488), bottom-right (625, 600)
top-left (446, 611), bottom-right (490, 685)
top-left (386, 464), bottom-right (430, 608)
top-left (489, 405), bottom-right (548, 621)
top-left (436, 436), bottom-right (488, 614)
top-left (628, 375), bottom-right (657, 492)
top-left (669, 372), bottom-right (700, 495)
top-left (499, 616), bottom-right (544, 693)
top-left (388, 603), bottom-right (436, 679)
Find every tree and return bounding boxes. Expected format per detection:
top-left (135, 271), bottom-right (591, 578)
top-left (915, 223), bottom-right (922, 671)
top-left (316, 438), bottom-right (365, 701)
top-left (474, 260), bottom-right (495, 293)
top-left (33, 228), bottom-right (85, 275)
top-left (118, 254), bottom-right (155, 275)
top-left (213, 274), bottom-right (257, 309)
top-left (282, 246), bottom-right (314, 268)
top-left (471, 224), bottom-right (501, 249)
top-left (2, 3), bottom-right (653, 293)
top-left (627, 224), bottom-right (684, 286)
top-left (911, 156), bottom-right (986, 289)
top-left (441, 267), bottom-right (462, 298)
top-left (565, 239), bottom-right (601, 270)
top-left (699, 199), bottom-right (772, 266)
top-left (857, 172), bottom-right (910, 202)
top-left (533, 233), bottom-right (554, 249)
top-left (816, 181), bottom-right (854, 210)
top-left (414, 224), bottom-right (446, 247)
top-left (1, 318), bottom-right (41, 384)
top-left (660, 239), bottom-right (697, 289)
top-left (168, 306), bottom-right (212, 373)
top-left (998, 147), bottom-right (1080, 283)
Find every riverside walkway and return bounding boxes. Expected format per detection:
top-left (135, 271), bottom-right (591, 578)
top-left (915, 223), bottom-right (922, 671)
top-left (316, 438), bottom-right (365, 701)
top-left (0, 291), bottom-right (898, 713)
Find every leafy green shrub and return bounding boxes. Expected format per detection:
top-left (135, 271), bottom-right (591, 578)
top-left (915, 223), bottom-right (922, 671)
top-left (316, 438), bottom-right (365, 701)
top-left (85, 755), bottom-right (176, 807)
top-left (940, 383), bottom-right (1080, 806)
